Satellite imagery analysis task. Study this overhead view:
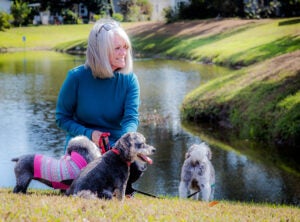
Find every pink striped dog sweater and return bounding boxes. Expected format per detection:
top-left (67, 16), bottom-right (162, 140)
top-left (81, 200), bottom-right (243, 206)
top-left (34, 152), bottom-right (87, 190)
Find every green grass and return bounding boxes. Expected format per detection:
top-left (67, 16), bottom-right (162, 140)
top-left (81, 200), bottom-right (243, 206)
top-left (181, 50), bottom-right (300, 146)
top-left (0, 24), bottom-right (92, 49)
top-left (1, 19), bottom-right (299, 67)
top-left (193, 20), bottom-right (300, 66)
top-left (1, 188), bottom-right (299, 221)
top-left (132, 18), bottom-right (300, 67)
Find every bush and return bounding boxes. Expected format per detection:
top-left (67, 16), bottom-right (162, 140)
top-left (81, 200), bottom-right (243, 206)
top-left (112, 13), bottom-right (124, 22)
top-left (163, 7), bottom-right (178, 23)
top-left (61, 9), bottom-right (78, 24)
top-left (10, 0), bottom-right (31, 27)
top-left (0, 12), bottom-right (12, 31)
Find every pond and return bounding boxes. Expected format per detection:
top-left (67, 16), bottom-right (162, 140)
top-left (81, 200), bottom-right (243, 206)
top-left (0, 51), bottom-right (299, 206)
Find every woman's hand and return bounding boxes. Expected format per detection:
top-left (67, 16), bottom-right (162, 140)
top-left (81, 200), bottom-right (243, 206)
top-left (92, 130), bottom-right (110, 153)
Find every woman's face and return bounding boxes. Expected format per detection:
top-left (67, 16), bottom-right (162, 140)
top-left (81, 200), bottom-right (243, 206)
top-left (110, 35), bottom-right (128, 71)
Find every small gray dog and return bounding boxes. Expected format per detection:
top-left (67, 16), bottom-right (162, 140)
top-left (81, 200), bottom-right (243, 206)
top-left (11, 136), bottom-right (101, 193)
top-left (66, 132), bottom-right (156, 201)
top-left (179, 143), bottom-right (215, 201)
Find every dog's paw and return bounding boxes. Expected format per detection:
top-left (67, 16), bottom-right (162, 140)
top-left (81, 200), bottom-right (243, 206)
top-left (75, 190), bottom-right (98, 199)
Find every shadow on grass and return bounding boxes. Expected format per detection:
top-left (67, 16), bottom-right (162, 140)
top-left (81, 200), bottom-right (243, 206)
top-left (227, 36), bottom-right (300, 66)
top-left (132, 23), bottom-right (262, 59)
top-left (278, 18), bottom-right (300, 26)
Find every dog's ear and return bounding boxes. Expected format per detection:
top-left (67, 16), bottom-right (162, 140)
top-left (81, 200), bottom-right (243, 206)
top-left (207, 147), bottom-right (212, 160)
top-left (185, 152), bottom-right (190, 159)
top-left (185, 144), bottom-right (196, 159)
top-left (119, 133), bottom-right (133, 149)
top-left (116, 133), bottom-right (133, 161)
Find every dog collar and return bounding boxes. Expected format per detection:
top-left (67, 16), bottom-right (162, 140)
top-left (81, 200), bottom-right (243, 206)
top-left (111, 148), bottom-right (131, 166)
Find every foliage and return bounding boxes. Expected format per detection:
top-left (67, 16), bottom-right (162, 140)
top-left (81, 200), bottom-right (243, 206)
top-left (10, 0), bottom-right (31, 27)
top-left (163, 7), bottom-right (178, 23)
top-left (175, 0), bottom-right (244, 20)
top-left (0, 12), bottom-right (12, 31)
top-left (61, 9), bottom-right (79, 24)
top-left (118, 0), bottom-right (152, 22)
top-left (118, 0), bottom-right (131, 21)
top-left (174, 0), bottom-right (299, 20)
top-left (178, 0), bottom-right (215, 20)
top-left (112, 13), bottom-right (124, 22)
top-left (244, 0), bottom-right (281, 18)
top-left (279, 0), bottom-right (300, 17)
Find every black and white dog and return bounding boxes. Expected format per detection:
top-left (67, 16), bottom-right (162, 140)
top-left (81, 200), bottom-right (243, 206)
top-left (66, 132), bottom-right (156, 201)
top-left (11, 136), bottom-right (101, 193)
top-left (179, 143), bottom-right (215, 201)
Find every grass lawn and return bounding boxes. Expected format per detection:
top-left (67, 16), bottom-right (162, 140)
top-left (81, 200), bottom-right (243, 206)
top-left (1, 188), bottom-right (299, 221)
top-left (0, 24), bottom-right (91, 49)
top-left (130, 18), bottom-right (300, 67)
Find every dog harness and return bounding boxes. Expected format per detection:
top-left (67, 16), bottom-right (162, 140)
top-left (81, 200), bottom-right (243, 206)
top-left (33, 152), bottom-right (87, 190)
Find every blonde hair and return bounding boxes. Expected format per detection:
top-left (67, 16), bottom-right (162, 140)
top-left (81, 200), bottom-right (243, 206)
top-left (85, 19), bottom-right (133, 79)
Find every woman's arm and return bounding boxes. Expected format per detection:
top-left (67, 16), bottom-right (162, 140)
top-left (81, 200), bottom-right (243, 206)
top-left (120, 73), bottom-right (140, 134)
top-left (55, 70), bottom-right (94, 139)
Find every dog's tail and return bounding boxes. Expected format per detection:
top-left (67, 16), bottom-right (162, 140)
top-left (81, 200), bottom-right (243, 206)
top-left (11, 158), bottom-right (19, 162)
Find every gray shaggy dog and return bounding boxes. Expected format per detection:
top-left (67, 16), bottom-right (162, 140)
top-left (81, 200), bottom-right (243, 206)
top-left (66, 132), bottom-right (156, 201)
top-left (11, 136), bottom-right (101, 193)
top-left (179, 143), bottom-right (215, 201)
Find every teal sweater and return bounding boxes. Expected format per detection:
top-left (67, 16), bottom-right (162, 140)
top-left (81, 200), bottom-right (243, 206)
top-left (56, 65), bottom-right (140, 151)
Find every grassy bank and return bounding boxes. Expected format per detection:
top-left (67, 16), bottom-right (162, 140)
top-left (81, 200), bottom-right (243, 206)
top-left (1, 188), bottom-right (299, 221)
top-left (129, 18), bottom-right (300, 67)
top-left (181, 51), bottom-right (300, 146)
top-left (0, 24), bottom-right (90, 51)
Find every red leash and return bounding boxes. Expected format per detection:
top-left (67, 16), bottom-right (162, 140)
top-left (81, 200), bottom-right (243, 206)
top-left (98, 132), bottom-right (111, 154)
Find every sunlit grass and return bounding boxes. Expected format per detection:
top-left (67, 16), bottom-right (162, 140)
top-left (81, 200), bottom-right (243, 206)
top-left (278, 91), bottom-right (300, 110)
top-left (0, 188), bottom-right (299, 221)
top-left (0, 24), bottom-right (92, 49)
top-left (181, 50), bottom-right (300, 145)
top-left (132, 18), bottom-right (300, 66)
top-left (181, 19), bottom-right (299, 66)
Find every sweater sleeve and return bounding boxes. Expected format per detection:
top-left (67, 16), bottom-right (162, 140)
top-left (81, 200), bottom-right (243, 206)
top-left (120, 73), bottom-right (140, 134)
top-left (55, 70), bottom-right (93, 139)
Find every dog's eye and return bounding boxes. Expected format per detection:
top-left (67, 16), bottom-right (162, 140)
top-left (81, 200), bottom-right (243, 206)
top-left (135, 143), bottom-right (143, 148)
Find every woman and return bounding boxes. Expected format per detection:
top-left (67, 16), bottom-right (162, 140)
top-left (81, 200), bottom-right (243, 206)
top-left (56, 19), bottom-right (141, 197)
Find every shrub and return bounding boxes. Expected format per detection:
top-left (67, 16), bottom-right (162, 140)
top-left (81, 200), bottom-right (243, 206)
top-left (163, 7), bottom-right (178, 23)
top-left (0, 12), bottom-right (12, 31)
top-left (61, 9), bottom-right (78, 24)
top-left (10, 0), bottom-right (31, 27)
top-left (112, 13), bottom-right (124, 22)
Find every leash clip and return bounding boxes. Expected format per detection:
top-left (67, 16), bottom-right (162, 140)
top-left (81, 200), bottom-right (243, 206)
top-left (99, 132), bottom-right (111, 154)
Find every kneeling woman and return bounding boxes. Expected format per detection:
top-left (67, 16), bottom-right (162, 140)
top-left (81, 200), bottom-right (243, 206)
top-left (56, 18), bottom-right (142, 197)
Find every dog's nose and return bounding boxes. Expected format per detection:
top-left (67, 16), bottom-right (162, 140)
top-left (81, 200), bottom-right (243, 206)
top-left (151, 147), bottom-right (156, 153)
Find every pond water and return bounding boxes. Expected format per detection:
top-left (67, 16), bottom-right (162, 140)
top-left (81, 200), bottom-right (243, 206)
top-left (0, 51), bottom-right (299, 206)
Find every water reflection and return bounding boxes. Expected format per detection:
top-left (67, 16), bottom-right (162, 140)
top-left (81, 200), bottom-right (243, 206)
top-left (0, 51), bottom-right (299, 206)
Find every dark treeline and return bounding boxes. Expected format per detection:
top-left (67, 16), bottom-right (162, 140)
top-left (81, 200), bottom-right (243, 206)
top-left (174, 0), bottom-right (300, 20)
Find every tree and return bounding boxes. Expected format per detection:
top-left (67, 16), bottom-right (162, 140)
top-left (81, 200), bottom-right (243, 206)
top-left (244, 0), bottom-right (281, 18)
top-left (10, 0), bottom-right (31, 26)
top-left (210, 0), bottom-right (244, 17)
top-left (0, 12), bottom-right (13, 31)
top-left (119, 0), bottom-right (152, 21)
